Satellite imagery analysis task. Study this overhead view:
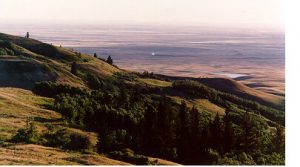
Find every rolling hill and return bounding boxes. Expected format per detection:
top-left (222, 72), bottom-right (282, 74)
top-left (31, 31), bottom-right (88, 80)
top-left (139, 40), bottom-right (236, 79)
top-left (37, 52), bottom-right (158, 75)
top-left (0, 32), bottom-right (284, 165)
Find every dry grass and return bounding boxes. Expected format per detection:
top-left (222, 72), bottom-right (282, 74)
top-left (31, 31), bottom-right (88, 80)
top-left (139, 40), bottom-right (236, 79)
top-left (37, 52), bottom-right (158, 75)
top-left (192, 99), bottom-right (225, 115)
top-left (148, 157), bottom-right (181, 165)
top-left (0, 87), bottom-right (132, 165)
top-left (198, 77), bottom-right (284, 109)
top-left (0, 144), bottom-right (130, 165)
top-left (169, 96), bottom-right (225, 116)
top-left (77, 59), bottom-right (121, 77)
top-left (0, 88), bottom-right (60, 140)
top-left (138, 78), bottom-right (172, 87)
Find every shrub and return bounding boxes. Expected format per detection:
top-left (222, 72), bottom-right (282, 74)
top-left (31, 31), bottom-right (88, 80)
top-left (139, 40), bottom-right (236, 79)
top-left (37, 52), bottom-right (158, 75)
top-left (100, 129), bottom-right (130, 152)
top-left (43, 126), bottom-right (97, 152)
top-left (43, 127), bottom-right (71, 148)
top-left (109, 148), bottom-right (150, 165)
top-left (11, 122), bottom-right (41, 144)
top-left (33, 81), bottom-right (84, 97)
top-left (217, 152), bottom-right (256, 165)
top-left (69, 133), bottom-right (93, 151)
top-left (71, 62), bottom-right (78, 75)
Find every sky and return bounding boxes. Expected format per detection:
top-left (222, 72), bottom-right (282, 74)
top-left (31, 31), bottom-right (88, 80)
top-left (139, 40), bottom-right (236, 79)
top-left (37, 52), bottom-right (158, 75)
top-left (0, 0), bottom-right (284, 29)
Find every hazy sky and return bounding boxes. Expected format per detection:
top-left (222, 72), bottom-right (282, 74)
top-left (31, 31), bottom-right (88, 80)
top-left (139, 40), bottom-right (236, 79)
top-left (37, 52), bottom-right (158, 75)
top-left (0, 0), bottom-right (284, 29)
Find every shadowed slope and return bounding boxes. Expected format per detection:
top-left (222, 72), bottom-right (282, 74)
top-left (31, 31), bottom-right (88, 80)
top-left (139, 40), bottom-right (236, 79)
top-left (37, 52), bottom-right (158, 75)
top-left (197, 77), bottom-right (284, 109)
top-left (0, 56), bottom-right (57, 89)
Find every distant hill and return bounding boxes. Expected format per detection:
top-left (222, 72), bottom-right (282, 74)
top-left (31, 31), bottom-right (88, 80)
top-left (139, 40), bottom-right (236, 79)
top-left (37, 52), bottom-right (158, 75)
top-left (154, 74), bottom-right (284, 110)
top-left (197, 77), bottom-right (284, 110)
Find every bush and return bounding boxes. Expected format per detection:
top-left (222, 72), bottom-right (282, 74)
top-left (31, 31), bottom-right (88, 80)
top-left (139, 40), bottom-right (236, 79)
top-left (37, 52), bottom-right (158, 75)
top-left (43, 126), bottom-right (97, 152)
top-left (43, 127), bottom-right (71, 148)
top-left (252, 151), bottom-right (284, 165)
top-left (109, 148), bottom-right (150, 165)
top-left (33, 81), bottom-right (84, 97)
top-left (217, 157), bottom-right (240, 165)
top-left (11, 122), bottom-right (41, 144)
top-left (100, 129), bottom-right (131, 152)
top-left (69, 133), bottom-right (93, 151)
top-left (217, 152), bottom-right (256, 165)
top-left (71, 62), bottom-right (78, 75)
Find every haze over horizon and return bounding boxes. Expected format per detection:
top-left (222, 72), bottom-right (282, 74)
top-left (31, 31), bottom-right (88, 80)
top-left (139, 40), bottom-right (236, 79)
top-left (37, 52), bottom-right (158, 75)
top-left (0, 0), bottom-right (284, 30)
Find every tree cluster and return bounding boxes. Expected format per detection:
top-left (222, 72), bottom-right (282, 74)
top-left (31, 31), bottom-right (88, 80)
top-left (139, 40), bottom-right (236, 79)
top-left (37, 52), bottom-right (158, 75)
top-left (32, 77), bottom-right (284, 165)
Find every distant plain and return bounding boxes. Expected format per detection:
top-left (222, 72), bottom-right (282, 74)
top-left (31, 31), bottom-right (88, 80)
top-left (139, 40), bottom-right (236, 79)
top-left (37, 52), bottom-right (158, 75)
top-left (0, 24), bottom-right (285, 96)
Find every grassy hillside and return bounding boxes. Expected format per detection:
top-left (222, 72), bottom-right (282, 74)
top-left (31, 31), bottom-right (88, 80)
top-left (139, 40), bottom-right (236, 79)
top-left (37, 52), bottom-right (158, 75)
top-left (197, 77), bottom-right (284, 110)
top-left (0, 144), bottom-right (130, 165)
top-left (0, 33), bottom-right (122, 89)
top-left (0, 87), bottom-right (179, 165)
top-left (0, 32), bottom-right (284, 165)
top-left (0, 87), bottom-right (128, 165)
top-left (152, 74), bottom-right (284, 110)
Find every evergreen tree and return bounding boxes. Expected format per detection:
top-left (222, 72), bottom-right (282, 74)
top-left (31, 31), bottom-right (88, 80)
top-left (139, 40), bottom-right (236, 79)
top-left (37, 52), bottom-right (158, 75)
top-left (210, 113), bottom-right (222, 153)
top-left (274, 125), bottom-right (285, 153)
top-left (179, 101), bottom-right (189, 131)
top-left (241, 112), bottom-right (257, 152)
top-left (157, 97), bottom-right (176, 159)
top-left (223, 110), bottom-right (235, 153)
top-left (190, 106), bottom-right (200, 138)
top-left (177, 101), bottom-right (190, 161)
top-left (71, 62), bottom-right (78, 75)
top-left (118, 88), bottom-right (130, 109)
top-left (199, 125), bottom-right (212, 164)
top-left (189, 106), bottom-right (201, 162)
top-left (142, 104), bottom-right (158, 154)
top-left (106, 55), bottom-right (113, 65)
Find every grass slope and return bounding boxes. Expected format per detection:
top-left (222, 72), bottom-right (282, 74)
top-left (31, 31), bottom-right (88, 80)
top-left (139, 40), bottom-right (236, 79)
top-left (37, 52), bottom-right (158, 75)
top-left (0, 33), bottom-right (121, 89)
top-left (197, 77), bottom-right (284, 109)
top-left (154, 74), bottom-right (284, 110)
top-left (0, 32), bottom-right (283, 165)
top-left (0, 87), bottom-right (132, 165)
top-left (0, 87), bottom-right (179, 165)
top-left (0, 144), bottom-right (130, 165)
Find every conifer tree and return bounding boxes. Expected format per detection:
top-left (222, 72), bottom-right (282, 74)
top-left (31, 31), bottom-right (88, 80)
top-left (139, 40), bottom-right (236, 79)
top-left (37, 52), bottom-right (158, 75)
top-left (156, 97), bottom-right (175, 158)
top-left (189, 106), bottom-right (201, 162)
top-left (211, 113), bottom-right (222, 152)
top-left (142, 104), bottom-right (158, 154)
top-left (71, 62), bottom-right (78, 75)
top-left (241, 112), bottom-right (257, 152)
top-left (274, 125), bottom-right (285, 153)
top-left (106, 55), bottom-right (113, 65)
top-left (223, 110), bottom-right (235, 153)
top-left (177, 101), bottom-right (190, 160)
